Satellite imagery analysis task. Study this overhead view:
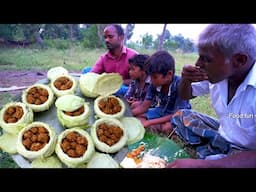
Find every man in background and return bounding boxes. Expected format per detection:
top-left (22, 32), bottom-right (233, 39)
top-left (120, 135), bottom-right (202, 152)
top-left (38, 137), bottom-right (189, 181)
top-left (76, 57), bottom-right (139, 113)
top-left (82, 24), bottom-right (138, 95)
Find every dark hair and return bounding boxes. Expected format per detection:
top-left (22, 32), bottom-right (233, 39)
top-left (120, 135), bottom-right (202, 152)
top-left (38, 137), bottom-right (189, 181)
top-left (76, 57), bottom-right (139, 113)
top-left (108, 24), bottom-right (124, 36)
top-left (146, 50), bottom-right (175, 76)
top-left (128, 54), bottom-right (150, 71)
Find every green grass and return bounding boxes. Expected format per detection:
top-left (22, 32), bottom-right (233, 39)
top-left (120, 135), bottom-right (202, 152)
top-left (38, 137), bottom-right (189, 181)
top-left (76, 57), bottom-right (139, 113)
top-left (190, 95), bottom-right (217, 118)
top-left (0, 46), bottom-right (217, 168)
top-left (0, 46), bottom-right (104, 71)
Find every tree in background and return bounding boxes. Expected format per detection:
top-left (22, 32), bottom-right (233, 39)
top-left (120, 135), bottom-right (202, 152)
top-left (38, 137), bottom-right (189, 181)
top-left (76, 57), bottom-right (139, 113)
top-left (0, 24), bottom-right (195, 52)
top-left (0, 24), bottom-right (42, 45)
top-left (43, 24), bottom-right (81, 40)
top-left (157, 24), bottom-right (167, 51)
top-left (96, 24), bottom-right (108, 47)
top-left (124, 24), bottom-right (135, 45)
top-left (141, 33), bottom-right (154, 49)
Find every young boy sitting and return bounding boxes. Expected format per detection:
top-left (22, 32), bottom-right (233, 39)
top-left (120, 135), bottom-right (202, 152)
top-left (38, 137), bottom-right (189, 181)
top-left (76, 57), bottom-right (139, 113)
top-left (124, 54), bottom-right (151, 109)
top-left (131, 50), bottom-right (191, 136)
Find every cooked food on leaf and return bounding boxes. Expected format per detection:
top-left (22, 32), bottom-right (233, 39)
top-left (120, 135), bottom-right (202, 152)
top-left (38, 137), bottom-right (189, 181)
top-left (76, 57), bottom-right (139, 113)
top-left (16, 121), bottom-right (57, 160)
top-left (55, 128), bottom-right (95, 168)
top-left (22, 84), bottom-right (54, 112)
top-left (91, 118), bottom-right (128, 153)
top-left (120, 145), bottom-right (167, 168)
top-left (0, 102), bottom-right (33, 134)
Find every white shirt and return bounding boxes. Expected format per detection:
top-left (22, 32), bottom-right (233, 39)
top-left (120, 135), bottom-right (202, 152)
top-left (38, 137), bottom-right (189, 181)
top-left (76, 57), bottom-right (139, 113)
top-left (191, 64), bottom-right (256, 150)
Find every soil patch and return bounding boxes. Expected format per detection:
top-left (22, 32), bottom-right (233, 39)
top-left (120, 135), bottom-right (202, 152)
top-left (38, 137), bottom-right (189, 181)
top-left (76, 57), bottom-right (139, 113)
top-left (0, 70), bottom-right (47, 98)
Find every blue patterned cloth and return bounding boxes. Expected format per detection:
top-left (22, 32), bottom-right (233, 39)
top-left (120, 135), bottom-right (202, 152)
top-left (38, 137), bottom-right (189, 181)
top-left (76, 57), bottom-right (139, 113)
top-left (171, 109), bottom-right (231, 159)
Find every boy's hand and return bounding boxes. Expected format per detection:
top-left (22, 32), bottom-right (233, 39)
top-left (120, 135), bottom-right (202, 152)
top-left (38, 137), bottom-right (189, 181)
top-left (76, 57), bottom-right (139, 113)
top-left (181, 64), bottom-right (208, 83)
top-left (127, 97), bottom-right (137, 105)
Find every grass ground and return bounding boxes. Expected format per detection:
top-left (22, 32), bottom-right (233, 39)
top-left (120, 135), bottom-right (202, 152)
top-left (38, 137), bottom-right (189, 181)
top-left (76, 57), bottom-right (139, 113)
top-left (0, 47), bottom-right (216, 168)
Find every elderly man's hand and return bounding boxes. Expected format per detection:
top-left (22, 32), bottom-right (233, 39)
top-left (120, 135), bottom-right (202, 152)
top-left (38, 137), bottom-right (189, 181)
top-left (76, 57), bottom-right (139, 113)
top-left (181, 64), bottom-right (208, 83)
top-left (166, 158), bottom-right (209, 168)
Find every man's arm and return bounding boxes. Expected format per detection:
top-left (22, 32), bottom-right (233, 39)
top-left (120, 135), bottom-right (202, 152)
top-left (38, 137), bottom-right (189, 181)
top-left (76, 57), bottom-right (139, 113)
top-left (179, 65), bottom-right (208, 100)
top-left (90, 56), bottom-right (104, 74)
top-left (166, 151), bottom-right (256, 168)
top-left (178, 78), bottom-right (194, 100)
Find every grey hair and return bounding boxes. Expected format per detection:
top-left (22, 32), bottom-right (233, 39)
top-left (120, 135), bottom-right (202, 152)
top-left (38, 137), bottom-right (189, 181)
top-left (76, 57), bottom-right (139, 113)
top-left (197, 24), bottom-right (256, 61)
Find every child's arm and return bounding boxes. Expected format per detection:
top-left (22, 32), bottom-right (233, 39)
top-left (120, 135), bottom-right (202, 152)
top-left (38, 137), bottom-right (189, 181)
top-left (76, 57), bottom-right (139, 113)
top-left (131, 100), bottom-right (151, 116)
top-left (144, 114), bottom-right (172, 128)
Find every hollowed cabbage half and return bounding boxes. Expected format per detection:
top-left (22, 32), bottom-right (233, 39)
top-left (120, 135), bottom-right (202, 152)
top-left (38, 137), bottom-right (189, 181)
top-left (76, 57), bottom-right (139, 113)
top-left (93, 73), bottom-right (123, 96)
top-left (120, 117), bottom-right (145, 145)
top-left (91, 118), bottom-right (128, 153)
top-left (22, 84), bottom-right (55, 112)
top-left (47, 66), bottom-right (69, 81)
top-left (55, 128), bottom-right (95, 168)
top-left (79, 72), bottom-right (123, 98)
top-left (86, 152), bottom-right (119, 168)
top-left (31, 155), bottom-right (63, 168)
top-left (16, 121), bottom-right (58, 160)
top-left (55, 95), bottom-right (90, 129)
top-left (0, 102), bottom-right (33, 134)
top-left (94, 95), bottom-right (125, 119)
top-left (50, 74), bottom-right (77, 97)
top-left (0, 133), bottom-right (18, 154)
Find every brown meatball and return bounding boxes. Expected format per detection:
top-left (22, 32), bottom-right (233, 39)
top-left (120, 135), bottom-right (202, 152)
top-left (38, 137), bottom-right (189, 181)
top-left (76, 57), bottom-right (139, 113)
top-left (23, 130), bottom-right (33, 139)
top-left (75, 144), bottom-right (86, 157)
top-left (66, 132), bottom-right (78, 142)
top-left (77, 136), bottom-right (87, 145)
top-left (66, 149), bottom-right (77, 158)
top-left (37, 133), bottom-right (49, 143)
top-left (22, 138), bottom-right (32, 150)
top-left (61, 139), bottom-right (71, 153)
top-left (30, 142), bottom-right (44, 151)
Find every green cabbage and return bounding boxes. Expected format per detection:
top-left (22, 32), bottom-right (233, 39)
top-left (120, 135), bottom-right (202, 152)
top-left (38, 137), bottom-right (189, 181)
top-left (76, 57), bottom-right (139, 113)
top-left (56, 103), bottom-right (90, 129)
top-left (55, 128), bottom-right (95, 168)
top-left (86, 152), bottom-right (119, 168)
top-left (94, 95), bottom-right (125, 119)
top-left (91, 118), bottom-right (128, 153)
top-left (31, 155), bottom-right (63, 168)
top-left (0, 102), bottom-right (34, 134)
top-left (79, 73), bottom-right (100, 98)
top-left (93, 73), bottom-right (123, 96)
top-left (55, 94), bottom-right (84, 112)
top-left (55, 95), bottom-right (90, 129)
top-left (16, 121), bottom-right (58, 160)
top-left (0, 133), bottom-right (18, 154)
top-left (79, 72), bottom-right (123, 98)
top-left (50, 74), bottom-right (77, 97)
top-left (47, 66), bottom-right (69, 81)
top-left (120, 117), bottom-right (145, 145)
top-left (22, 84), bottom-right (55, 112)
